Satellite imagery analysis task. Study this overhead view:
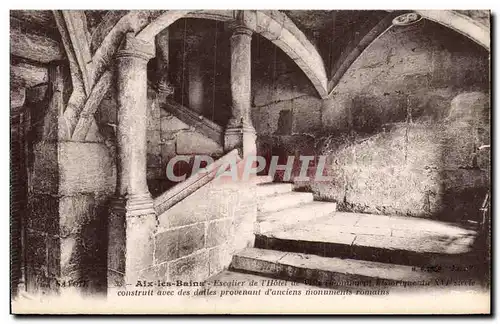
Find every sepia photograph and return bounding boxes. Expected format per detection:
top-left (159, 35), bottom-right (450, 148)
top-left (9, 7), bottom-right (491, 314)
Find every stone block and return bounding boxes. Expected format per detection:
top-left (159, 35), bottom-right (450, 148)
top-left (56, 229), bottom-right (107, 294)
top-left (158, 187), bottom-right (209, 228)
top-left (96, 96), bottom-right (117, 125)
top-left (448, 91), bottom-right (489, 123)
top-left (25, 230), bottom-right (47, 273)
top-left (160, 130), bottom-right (177, 142)
top-left (234, 202), bottom-right (257, 223)
top-left (147, 130), bottom-right (162, 146)
top-left (59, 194), bottom-right (96, 237)
top-left (205, 187), bottom-right (238, 221)
top-left (147, 153), bottom-right (162, 168)
top-left (160, 139), bottom-right (176, 161)
top-left (25, 266), bottom-right (51, 295)
top-left (161, 116), bottom-right (189, 132)
top-left (155, 223), bottom-right (205, 263)
top-left (27, 194), bottom-right (59, 234)
top-left (291, 96), bottom-right (322, 134)
top-left (231, 248), bottom-right (286, 274)
top-left (147, 109), bottom-right (161, 131)
top-left (440, 122), bottom-right (475, 168)
top-left (139, 262), bottom-right (169, 281)
top-left (179, 223), bottom-right (205, 258)
top-left (253, 71), bottom-right (315, 107)
top-left (232, 220), bottom-right (255, 251)
top-left (26, 84), bottom-right (48, 103)
top-left (255, 100), bottom-right (291, 135)
top-left (154, 229), bottom-right (179, 264)
top-left (125, 214), bottom-right (156, 277)
top-left (60, 235), bottom-right (78, 278)
top-left (47, 236), bottom-right (61, 277)
top-left (206, 219), bottom-right (232, 248)
top-left (107, 270), bottom-right (125, 290)
top-left (233, 214), bottom-right (255, 235)
top-left (147, 167), bottom-right (164, 180)
top-left (168, 250), bottom-right (209, 283)
top-left (108, 211), bottom-right (126, 274)
top-left (176, 131), bottom-right (223, 155)
top-left (31, 142), bottom-right (58, 195)
top-left (208, 245), bottom-right (231, 277)
top-left (58, 142), bottom-right (116, 195)
top-left (147, 138), bottom-right (162, 156)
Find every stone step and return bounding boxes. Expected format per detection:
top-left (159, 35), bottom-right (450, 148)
top-left (255, 212), bottom-right (480, 267)
top-left (253, 175), bottom-right (273, 185)
top-left (256, 183), bottom-right (293, 197)
top-left (230, 248), bottom-right (468, 288)
top-left (256, 201), bottom-right (337, 234)
top-left (258, 192), bottom-right (314, 214)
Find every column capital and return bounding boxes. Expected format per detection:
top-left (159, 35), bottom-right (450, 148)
top-left (117, 33), bottom-right (155, 61)
top-left (230, 25), bottom-right (254, 38)
top-left (232, 10), bottom-right (257, 31)
top-left (157, 82), bottom-right (175, 96)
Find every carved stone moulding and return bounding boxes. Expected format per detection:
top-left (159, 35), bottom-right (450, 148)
top-left (392, 12), bottom-right (423, 26)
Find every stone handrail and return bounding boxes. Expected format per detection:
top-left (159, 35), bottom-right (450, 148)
top-left (153, 149), bottom-right (240, 215)
top-left (161, 99), bottom-right (224, 146)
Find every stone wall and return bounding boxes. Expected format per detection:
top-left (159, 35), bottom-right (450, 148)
top-left (25, 70), bottom-right (116, 296)
top-left (96, 86), bottom-right (224, 198)
top-left (138, 177), bottom-right (257, 282)
top-left (145, 89), bottom-right (223, 197)
top-left (167, 18), bottom-right (233, 127)
top-left (251, 20), bottom-right (490, 221)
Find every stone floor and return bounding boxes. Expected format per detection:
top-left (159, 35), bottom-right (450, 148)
top-left (262, 211), bottom-right (478, 255)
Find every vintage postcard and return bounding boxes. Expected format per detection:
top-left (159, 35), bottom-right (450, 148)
top-left (10, 9), bottom-right (491, 314)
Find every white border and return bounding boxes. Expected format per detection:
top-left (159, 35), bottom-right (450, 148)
top-left (1, 1), bottom-right (497, 322)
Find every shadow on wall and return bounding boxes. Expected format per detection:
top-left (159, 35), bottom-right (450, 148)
top-left (66, 201), bottom-right (109, 296)
top-left (251, 20), bottom-right (490, 223)
top-left (314, 91), bottom-right (490, 223)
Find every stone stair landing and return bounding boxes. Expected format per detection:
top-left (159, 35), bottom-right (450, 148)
top-left (255, 212), bottom-right (478, 267)
top-left (236, 178), bottom-right (484, 288)
top-left (255, 180), bottom-right (337, 234)
top-left (228, 208), bottom-right (483, 288)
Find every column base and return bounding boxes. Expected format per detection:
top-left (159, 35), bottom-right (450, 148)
top-left (110, 193), bottom-right (155, 217)
top-left (224, 124), bottom-right (257, 157)
top-left (108, 194), bottom-right (157, 289)
top-left (126, 193), bottom-right (156, 217)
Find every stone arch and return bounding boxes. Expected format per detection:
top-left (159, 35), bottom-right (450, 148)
top-left (72, 10), bottom-right (328, 140)
top-left (328, 10), bottom-right (490, 95)
top-left (135, 10), bottom-right (328, 98)
top-left (416, 10), bottom-right (490, 51)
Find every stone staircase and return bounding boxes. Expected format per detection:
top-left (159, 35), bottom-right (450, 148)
top-left (254, 177), bottom-right (338, 235)
top-left (229, 176), bottom-right (484, 288)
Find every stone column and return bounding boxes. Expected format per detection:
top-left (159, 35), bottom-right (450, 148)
top-left (225, 24), bottom-right (257, 157)
top-left (108, 33), bottom-right (157, 287)
top-left (186, 35), bottom-right (204, 115)
top-left (155, 28), bottom-right (174, 97)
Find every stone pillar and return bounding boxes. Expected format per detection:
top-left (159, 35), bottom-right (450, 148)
top-left (108, 33), bottom-right (157, 287)
top-left (186, 35), bottom-right (204, 115)
top-left (22, 64), bottom-right (115, 297)
top-left (225, 24), bottom-right (257, 157)
top-left (155, 28), bottom-right (174, 97)
top-left (11, 87), bottom-right (26, 111)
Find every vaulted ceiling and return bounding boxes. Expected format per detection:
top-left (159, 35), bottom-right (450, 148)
top-left (10, 10), bottom-right (490, 129)
top-left (11, 9), bottom-right (490, 90)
